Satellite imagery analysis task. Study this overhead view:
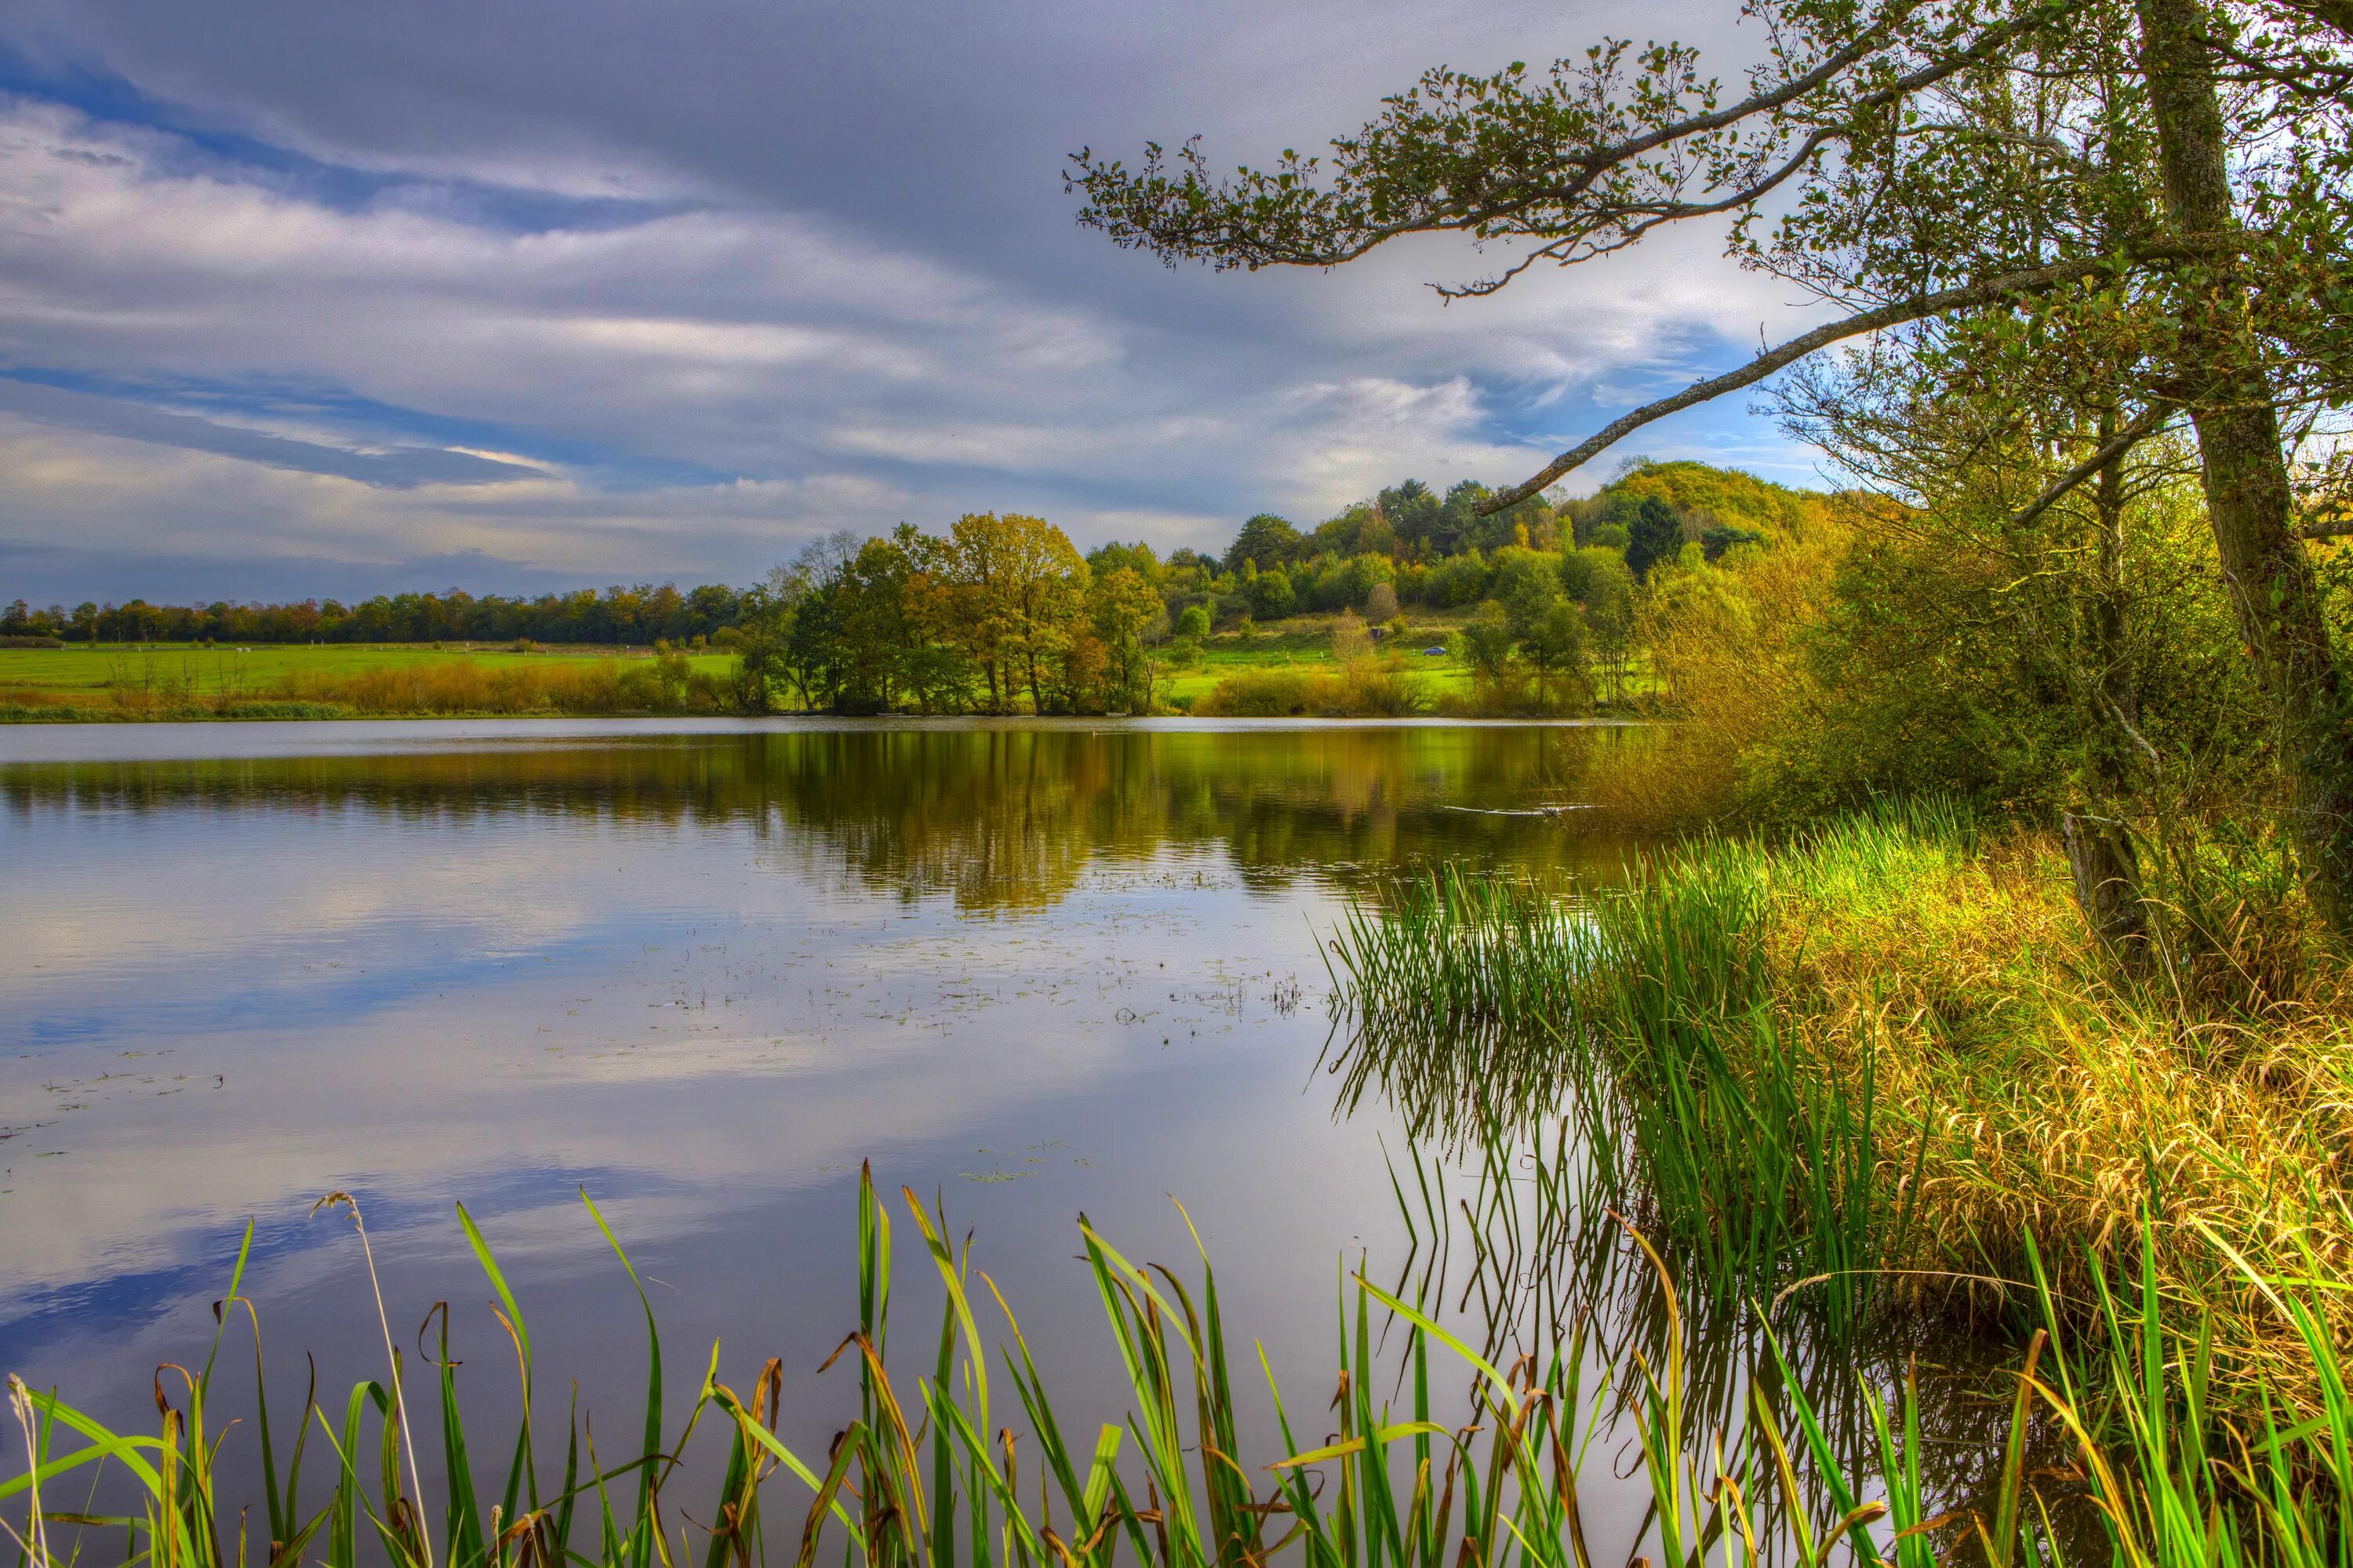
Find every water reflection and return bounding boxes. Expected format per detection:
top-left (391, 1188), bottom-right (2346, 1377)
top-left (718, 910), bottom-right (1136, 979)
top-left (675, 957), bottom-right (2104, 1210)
top-left (2, 723), bottom-right (1652, 911)
top-left (0, 719), bottom-right (2062, 1563)
top-left (0, 720), bottom-right (1657, 1507)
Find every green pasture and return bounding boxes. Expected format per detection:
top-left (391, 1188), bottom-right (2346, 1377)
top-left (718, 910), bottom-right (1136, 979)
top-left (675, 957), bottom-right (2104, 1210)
top-left (0, 615), bottom-right (1638, 715)
top-left (1158, 619), bottom-right (1473, 707)
top-left (0, 642), bottom-right (734, 698)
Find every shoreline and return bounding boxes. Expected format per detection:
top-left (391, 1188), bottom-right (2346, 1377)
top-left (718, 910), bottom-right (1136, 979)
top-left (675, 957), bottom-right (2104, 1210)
top-left (0, 711), bottom-right (1653, 763)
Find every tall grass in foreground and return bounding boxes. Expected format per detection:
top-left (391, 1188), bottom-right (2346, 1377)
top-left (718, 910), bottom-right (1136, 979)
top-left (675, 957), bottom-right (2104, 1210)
top-left (1323, 799), bottom-right (2353, 1413)
top-left (8, 1168), bottom-right (2351, 1568)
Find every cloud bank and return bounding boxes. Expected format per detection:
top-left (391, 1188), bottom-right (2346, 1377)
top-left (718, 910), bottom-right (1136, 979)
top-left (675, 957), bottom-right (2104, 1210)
top-left (0, 1), bottom-right (1828, 603)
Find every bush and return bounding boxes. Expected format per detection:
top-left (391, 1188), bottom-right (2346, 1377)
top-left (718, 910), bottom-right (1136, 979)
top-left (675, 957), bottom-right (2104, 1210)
top-left (1318, 659), bottom-right (1427, 715)
top-left (1421, 551), bottom-right (1494, 608)
top-left (1244, 567), bottom-right (1297, 619)
top-left (1197, 667), bottom-right (1310, 715)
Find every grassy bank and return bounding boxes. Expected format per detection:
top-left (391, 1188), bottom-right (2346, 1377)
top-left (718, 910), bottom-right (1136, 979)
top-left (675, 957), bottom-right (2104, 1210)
top-left (1328, 802), bottom-right (2352, 1414)
top-left (9, 1159), bottom-right (2348, 1568)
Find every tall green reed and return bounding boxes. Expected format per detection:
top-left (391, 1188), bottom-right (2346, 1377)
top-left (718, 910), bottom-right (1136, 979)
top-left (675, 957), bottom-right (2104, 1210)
top-left (1324, 811), bottom-right (1956, 1324)
top-left (6, 1163), bottom-right (2349, 1568)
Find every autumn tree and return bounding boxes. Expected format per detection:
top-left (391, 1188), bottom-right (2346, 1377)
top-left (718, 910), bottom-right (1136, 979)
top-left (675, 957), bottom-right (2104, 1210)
top-left (946, 512), bottom-right (1090, 715)
top-left (1090, 565), bottom-right (1166, 711)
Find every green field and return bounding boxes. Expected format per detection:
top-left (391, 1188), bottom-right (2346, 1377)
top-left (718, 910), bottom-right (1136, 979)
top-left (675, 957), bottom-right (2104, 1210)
top-left (0, 614), bottom-right (1660, 719)
top-left (1155, 618), bottom-right (1475, 707)
top-left (0, 640), bottom-right (730, 696)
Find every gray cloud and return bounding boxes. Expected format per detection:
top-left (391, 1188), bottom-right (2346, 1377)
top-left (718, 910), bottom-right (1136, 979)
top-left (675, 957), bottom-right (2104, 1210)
top-left (0, 377), bottom-right (542, 486)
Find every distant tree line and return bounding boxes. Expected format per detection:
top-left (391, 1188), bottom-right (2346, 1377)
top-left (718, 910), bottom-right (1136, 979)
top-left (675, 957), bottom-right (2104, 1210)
top-left (0, 581), bottom-right (747, 648)
top-left (2, 459), bottom-right (1788, 715)
top-left (719, 462), bottom-right (1795, 714)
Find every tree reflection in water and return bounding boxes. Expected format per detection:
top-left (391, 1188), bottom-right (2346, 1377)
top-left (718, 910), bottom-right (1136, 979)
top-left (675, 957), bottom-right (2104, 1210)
top-left (0, 722), bottom-right (1664, 912)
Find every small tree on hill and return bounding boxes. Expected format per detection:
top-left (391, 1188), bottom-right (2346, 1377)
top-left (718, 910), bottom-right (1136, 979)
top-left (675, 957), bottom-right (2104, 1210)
top-left (1624, 497), bottom-right (1685, 582)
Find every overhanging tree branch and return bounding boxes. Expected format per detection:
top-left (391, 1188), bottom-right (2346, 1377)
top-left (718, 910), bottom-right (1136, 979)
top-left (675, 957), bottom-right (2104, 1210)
top-left (1071, 0), bottom-right (2082, 278)
top-left (1476, 252), bottom-right (2177, 515)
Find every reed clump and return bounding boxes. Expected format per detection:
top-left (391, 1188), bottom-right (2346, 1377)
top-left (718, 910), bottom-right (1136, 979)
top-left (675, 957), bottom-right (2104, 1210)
top-left (1328, 801), bottom-right (2353, 1414)
top-left (1321, 867), bottom-right (1587, 1137)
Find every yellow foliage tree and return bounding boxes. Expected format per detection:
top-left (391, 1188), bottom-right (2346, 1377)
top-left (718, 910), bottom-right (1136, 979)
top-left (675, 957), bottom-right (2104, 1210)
top-left (944, 512), bottom-right (1089, 714)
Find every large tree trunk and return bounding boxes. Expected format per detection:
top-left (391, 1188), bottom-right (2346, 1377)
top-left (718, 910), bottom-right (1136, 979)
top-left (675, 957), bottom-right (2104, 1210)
top-left (2065, 811), bottom-right (2149, 959)
top-left (2134, 0), bottom-right (2353, 930)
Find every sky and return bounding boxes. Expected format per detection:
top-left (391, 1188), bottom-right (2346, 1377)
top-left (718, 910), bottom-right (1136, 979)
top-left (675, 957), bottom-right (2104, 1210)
top-left (0, 0), bottom-right (1835, 606)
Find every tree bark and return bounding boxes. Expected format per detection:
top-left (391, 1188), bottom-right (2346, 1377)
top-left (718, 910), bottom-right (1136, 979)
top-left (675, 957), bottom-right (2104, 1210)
top-left (2064, 812), bottom-right (2151, 958)
top-left (2134, 0), bottom-right (2353, 930)
top-left (2068, 401), bottom-right (2152, 959)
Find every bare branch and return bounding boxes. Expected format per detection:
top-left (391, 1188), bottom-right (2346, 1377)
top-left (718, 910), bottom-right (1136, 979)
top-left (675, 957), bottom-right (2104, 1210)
top-left (1477, 252), bottom-right (2171, 515)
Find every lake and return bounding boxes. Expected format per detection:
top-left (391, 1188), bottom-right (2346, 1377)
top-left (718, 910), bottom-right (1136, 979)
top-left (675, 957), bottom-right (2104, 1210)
top-left (3, 718), bottom-right (1706, 1552)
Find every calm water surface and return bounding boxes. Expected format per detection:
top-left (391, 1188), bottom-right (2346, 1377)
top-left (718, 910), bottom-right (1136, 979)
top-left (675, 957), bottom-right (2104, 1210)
top-left (2, 718), bottom-right (1689, 1526)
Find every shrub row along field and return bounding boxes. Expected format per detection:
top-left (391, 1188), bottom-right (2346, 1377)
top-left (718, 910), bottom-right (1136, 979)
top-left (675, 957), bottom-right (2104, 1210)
top-left (1, 643), bottom-right (748, 720)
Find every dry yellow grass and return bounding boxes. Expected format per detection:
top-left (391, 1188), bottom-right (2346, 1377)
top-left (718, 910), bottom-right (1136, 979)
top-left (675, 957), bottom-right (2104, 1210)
top-left (1748, 824), bottom-right (2353, 1400)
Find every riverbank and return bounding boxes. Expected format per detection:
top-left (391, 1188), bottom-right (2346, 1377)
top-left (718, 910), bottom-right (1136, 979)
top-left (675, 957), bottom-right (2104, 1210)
top-left (1333, 800), bottom-right (2351, 1414)
top-left (5, 733), bottom-right (2346, 1566)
